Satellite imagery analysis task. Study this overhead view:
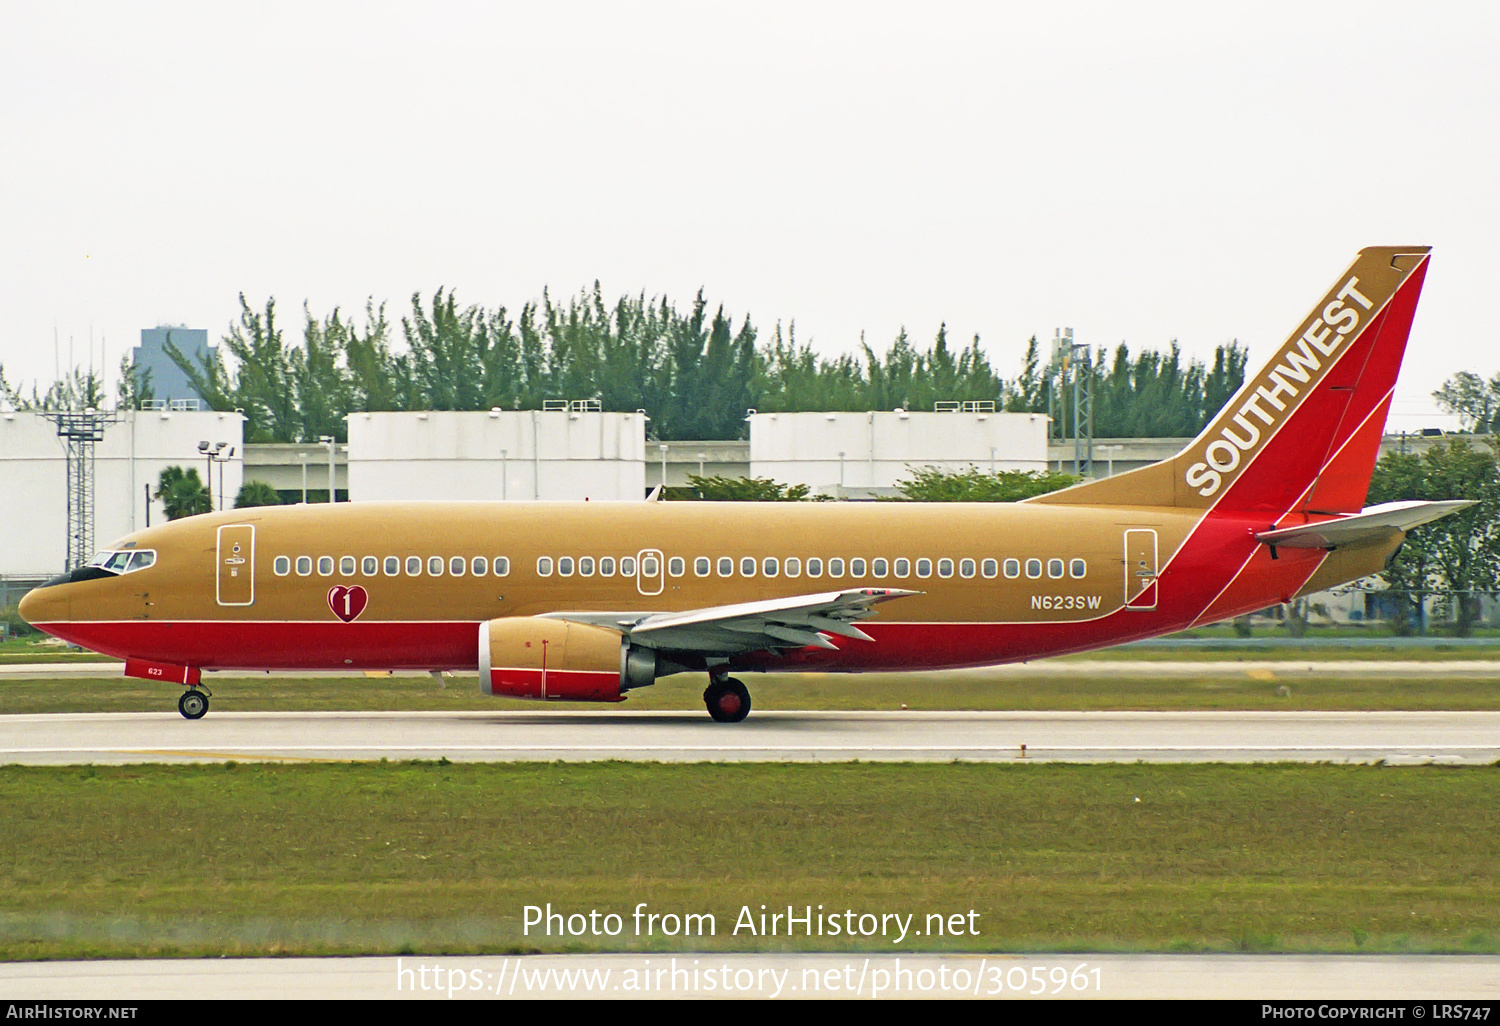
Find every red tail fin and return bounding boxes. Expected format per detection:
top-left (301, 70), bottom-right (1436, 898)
top-left (1029, 246), bottom-right (1431, 514)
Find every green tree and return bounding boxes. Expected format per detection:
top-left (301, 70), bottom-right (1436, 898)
top-left (1433, 372), bottom-right (1500, 433)
top-left (156, 467), bottom-right (212, 520)
top-left (895, 466), bottom-right (1079, 501)
top-left (234, 481), bottom-right (283, 508)
top-left (116, 352), bottom-right (153, 409)
top-left (677, 474), bottom-right (811, 501)
top-left (1367, 438), bottom-right (1500, 635)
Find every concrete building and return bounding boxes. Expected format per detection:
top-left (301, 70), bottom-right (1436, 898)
top-left (0, 408), bottom-right (243, 585)
top-left (647, 440), bottom-right (749, 490)
top-left (131, 327), bottom-right (215, 408)
top-left (242, 443), bottom-right (348, 504)
top-left (749, 409), bottom-right (1050, 498)
top-left (346, 407), bottom-right (647, 502)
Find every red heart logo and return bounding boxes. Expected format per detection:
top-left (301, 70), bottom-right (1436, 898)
top-left (328, 585), bottom-right (368, 623)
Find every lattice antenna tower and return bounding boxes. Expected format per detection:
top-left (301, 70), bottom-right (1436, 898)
top-left (41, 409), bottom-right (120, 570)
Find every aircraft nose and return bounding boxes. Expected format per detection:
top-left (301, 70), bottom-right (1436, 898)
top-left (17, 585), bottom-right (66, 626)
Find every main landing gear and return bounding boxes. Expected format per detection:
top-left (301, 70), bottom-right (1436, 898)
top-left (178, 687), bottom-right (211, 720)
top-left (704, 676), bottom-right (751, 723)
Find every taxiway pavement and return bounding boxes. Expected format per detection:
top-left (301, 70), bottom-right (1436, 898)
top-left (2, 708), bottom-right (1498, 765)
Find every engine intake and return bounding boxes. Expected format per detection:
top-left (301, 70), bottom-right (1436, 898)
top-left (478, 617), bottom-right (658, 702)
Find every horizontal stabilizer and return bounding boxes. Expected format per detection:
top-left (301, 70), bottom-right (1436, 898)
top-left (1255, 500), bottom-right (1473, 550)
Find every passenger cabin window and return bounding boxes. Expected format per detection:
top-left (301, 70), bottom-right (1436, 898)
top-left (537, 557), bottom-right (553, 577)
top-left (385, 557), bottom-right (400, 576)
top-left (340, 556), bottom-right (356, 575)
top-left (982, 558), bottom-right (998, 579)
top-left (363, 556), bottom-right (378, 576)
top-left (640, 555), bottom-right (659, 576)
top-left (450, 556), bottom-right (466, 577)
top-left (668, 557), bottom-right (685, 577)
top-left (406, 556), bottom-right (423, 576)
top-left (620, 556), bottom-right (636, 576)
top-left (579, 557), bottom-right (595, 577)
top-left (599, 557), bottom-right (614, 576)
top-left (806, 558), bottom-right (822, 577)
top-left (296, 556), bottom-right (313, 576)
top-left (494, 557), bottom-right (510, 576)
top-left (1070, 559), bottom-right (1087, 579)
top-left (894, 558), bottom-right (910, 577)
top-left (916, 559), bottom-right (932, 578)
top-left (1025, 558), bottom-right (1042, 579)
top-left (827, 558), bottom-right (844, 578)
top-left (718, 557), bottom-right (733, 577)
top-left (1003, 558), bottom-right (1020, 579)
top-left (558, 557), bottom-right (574, 577)
top-left (740, 557), bottom-right (756, 577)
top-left (960, 558), bottom-right (975, 579)
top-left (695, 557), bottom-right (711, 577)
top-left (318, 557), bottom-right (334, 577)
top-left (850, 558), bottom-right (866, 577)
top-left (762, 557), bottom-right (778, 577)
top-left (784, 557), bottom-right (801, 577)
top-left (871, 558), bottom-right (888, 578)
top-left (1048, 558), bottom-right (1064, 579)
top-left (471, 556), bottom-right (488, 576)
top-left (274, 556), bottom-right (291, 576)
top-left (937, 558), bottom-right (953, 579)
top-left (428, 556), bottom-right (445, 576)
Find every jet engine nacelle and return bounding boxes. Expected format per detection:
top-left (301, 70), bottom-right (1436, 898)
top-left (479, 617), bottom-right (658, 702)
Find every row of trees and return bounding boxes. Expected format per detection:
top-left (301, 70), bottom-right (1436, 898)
top-left (1366, 438), bottom-right (1500, 634)
top-left (6, 285), bottom-right (1247, 445)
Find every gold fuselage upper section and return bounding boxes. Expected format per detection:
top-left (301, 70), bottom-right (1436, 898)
top-left (24, 500), bottom-right (1210, 628)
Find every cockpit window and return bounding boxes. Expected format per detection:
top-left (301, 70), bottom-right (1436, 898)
top-left (84, 549), bottom-right (157, 576)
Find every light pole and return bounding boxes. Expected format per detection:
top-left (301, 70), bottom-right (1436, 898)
top-left (500, 449), bottom-right (508, 500)
top-left (659, 444), bottom-right (669, 492)
top-left (198, 441), bottom-right (232, 510)
top-left (298, 453), bottom-right (308, 503)
top-left (319, 435), bottom-right (336, 503)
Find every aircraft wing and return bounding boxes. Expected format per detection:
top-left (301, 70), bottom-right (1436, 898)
top-left (1255, 500), bottom-right (1474, 550)
top-left (543, 587), bottom-right (920, 655)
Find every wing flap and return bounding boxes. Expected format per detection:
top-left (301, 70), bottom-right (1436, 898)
top-left (619, 587), bottom-right (920, 655)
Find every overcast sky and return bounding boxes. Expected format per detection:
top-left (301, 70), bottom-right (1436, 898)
top-left (2, 1), bottom-right (1495, 429)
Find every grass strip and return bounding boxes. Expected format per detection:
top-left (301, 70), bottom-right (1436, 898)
top-left (1, 761), bottom-right (1498, 959)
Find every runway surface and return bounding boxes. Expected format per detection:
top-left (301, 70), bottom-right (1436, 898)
top-left (3, 952), bottom-right (1499, 999)
top-left (2, 709), bottom-right (1499, 764)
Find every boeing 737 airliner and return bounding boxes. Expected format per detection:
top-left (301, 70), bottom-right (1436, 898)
top-left (20, 246), bottom-right (1465, 721)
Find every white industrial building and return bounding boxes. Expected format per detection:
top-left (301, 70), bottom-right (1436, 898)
top-left (749, 408), bottom-right (1051, 498)
top-left (0, 408), bottom-right (244, 583)
top-left (346, 406), bottom-right (647, 502)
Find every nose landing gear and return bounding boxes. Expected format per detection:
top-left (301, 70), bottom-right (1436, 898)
top-left (178, 687), bottom-right (211, 720)
top-left (703, 676), bottom-right (751, 723)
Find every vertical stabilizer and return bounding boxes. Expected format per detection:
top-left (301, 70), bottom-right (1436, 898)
top-left (1028, 246), bottom-right (1431, 514)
